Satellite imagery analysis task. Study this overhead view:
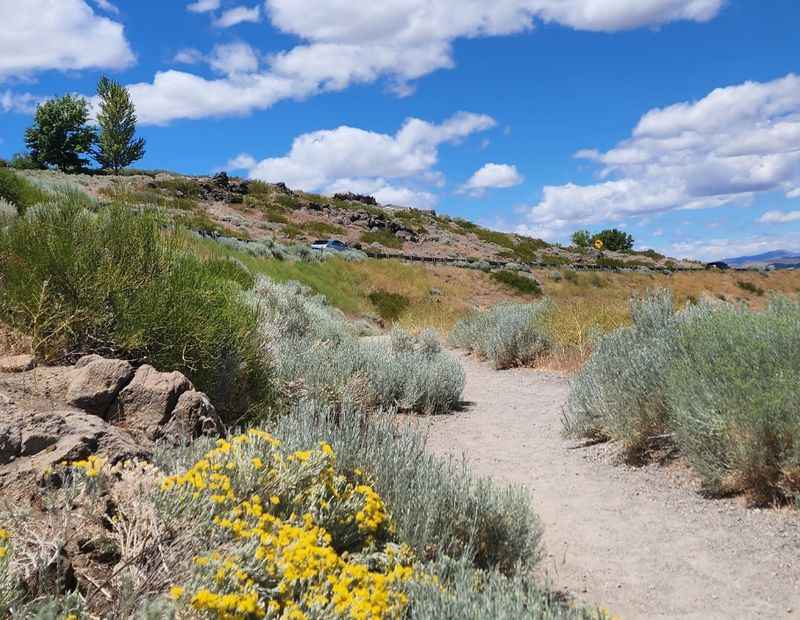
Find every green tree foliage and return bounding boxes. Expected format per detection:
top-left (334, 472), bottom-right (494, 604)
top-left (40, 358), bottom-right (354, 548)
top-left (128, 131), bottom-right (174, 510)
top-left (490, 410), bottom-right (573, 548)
top-left (592, 228), bottom-right (634, 252)
top-left (571, 229), bottom-right (592, 248)
top-left (25, 95), bottom-right (96, 172)
top-left (94, 76), bottom-right (146, 172)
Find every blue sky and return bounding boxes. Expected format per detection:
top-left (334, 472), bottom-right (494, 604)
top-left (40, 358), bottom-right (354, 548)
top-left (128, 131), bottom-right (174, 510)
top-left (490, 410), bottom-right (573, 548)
top-left (2, 0), bottom-right (799, 260)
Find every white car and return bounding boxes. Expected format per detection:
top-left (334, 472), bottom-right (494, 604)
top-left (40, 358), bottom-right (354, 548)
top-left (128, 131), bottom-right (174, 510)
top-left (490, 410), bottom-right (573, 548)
top-left (311, 239), bottom-right (350, 252)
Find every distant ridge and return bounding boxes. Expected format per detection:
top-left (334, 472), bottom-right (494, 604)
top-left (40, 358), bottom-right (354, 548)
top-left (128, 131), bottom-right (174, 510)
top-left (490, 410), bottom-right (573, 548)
top-left (722, 249), bottom-right (800, 268)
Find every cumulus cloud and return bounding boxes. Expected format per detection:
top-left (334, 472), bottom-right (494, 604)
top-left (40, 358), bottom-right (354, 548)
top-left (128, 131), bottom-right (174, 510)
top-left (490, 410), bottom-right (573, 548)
top-left (187, 0), bottom-right (219, 13)
top-left (174, 48), bottom-right (204, 65)
top-left (0, 0), bottom-right (134, 81)
top-left (520, 74), bottom-right (800, 238)
top-left (226, 112), bottom-right (495, 208)
top-left (208, 42), bottom-right (259, 75)
top-left (460, 163), bottom-right (523, 196)
top-left (0, 90), bottom-right (43, 114)
top-left (214, 5), bottom-right (261, 28)
top-left (128, 0), bottom-right (723, 124)
top-left (759, 210), bottom-right (800, 224)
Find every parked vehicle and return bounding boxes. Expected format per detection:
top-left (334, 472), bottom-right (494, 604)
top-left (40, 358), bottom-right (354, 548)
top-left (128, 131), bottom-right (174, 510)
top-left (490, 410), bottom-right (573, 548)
top-left (705, 261), bottom-right (730, 270)
top-left (311, 239), bottom-right (350, 252)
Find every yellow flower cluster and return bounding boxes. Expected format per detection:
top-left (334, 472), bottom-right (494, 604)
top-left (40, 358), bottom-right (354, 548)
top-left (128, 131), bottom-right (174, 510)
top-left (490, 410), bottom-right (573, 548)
top-left (161, 429), bottom-right (414, 620)
top-left (72, 454), bottom-right (104, 477)
top-left (354, 485), bottom-right (386, 534)
top-left (0, 528), bottom-right (9, 559)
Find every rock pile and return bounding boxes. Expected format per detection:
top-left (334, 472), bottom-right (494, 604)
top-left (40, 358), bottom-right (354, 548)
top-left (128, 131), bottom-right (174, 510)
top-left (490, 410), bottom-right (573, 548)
top-left (0, 355), bottom-right (221, 493)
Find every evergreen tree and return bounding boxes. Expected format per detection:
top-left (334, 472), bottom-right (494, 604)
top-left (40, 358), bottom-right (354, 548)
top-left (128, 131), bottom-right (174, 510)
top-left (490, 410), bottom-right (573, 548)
top-left (25, 95), bottom-right (96, 172)
top-left (94, 77), bottom-right (145, 172)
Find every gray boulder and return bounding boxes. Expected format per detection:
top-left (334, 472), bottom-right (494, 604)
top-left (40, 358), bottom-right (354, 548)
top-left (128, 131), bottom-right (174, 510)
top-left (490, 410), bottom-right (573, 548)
top-left (66, 356), bottom-right (134, 418)
top-left (158, 390), bottom-right (221, 445)
top-left (112, 365), bottom-right (193, 440)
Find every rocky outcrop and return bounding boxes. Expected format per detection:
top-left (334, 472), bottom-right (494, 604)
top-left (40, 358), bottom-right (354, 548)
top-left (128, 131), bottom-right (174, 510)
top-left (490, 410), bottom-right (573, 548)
top-left (0, 405), bottom-right (145, 490)
top-left (333, 192), bottom-right (378, 206)
top-left (0, 355), bottom-right (222, 493)
top-left (66, 355), bottom-right (134, 418)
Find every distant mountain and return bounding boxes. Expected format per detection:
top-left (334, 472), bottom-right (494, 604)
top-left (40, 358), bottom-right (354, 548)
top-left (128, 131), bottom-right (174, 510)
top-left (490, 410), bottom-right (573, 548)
top-left (722, 250), bottom-right (800, 268)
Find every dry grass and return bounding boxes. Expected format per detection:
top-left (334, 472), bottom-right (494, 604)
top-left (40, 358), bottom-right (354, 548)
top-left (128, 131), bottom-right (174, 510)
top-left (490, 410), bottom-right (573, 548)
top-left (536, 268), bottom-right (800, 310)
top-left (540, 299), bottom-right (630, 371)
top-left (342, 260), bottom-right (528, 332)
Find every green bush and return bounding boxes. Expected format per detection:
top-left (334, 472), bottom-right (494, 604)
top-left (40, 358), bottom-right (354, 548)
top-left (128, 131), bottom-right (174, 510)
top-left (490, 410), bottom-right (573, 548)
top-left (491, 270), bottom-right (542, 296)
top-left (737, 280), bottom-right (765, 296)
top-left (0, 169), bottom-right (48, 214)
top-left (369, 290), bottom-right (411, 321)
top-left (449, 302), bottom-right (551, 369)
top-left (360, 229), bottom-right (403, 249)
top-left (0, 199), bottom-right (273, 419)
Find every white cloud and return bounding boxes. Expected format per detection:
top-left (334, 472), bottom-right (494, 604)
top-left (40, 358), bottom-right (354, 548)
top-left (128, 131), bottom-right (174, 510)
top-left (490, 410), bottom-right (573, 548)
top-left (92, 0), bottom-right (119, 14)
top-left (227, 112), bottom-right (494, 207)
top-left (460, 163), bottom-right (523, 196)
top-left (0, 90), bottom-right (43, 114)
top-left (208, 42), bottom-right (259, 75)
top-left (521, 74), bottom-right (800, 237)
top-left (174, 48), bottom-right (204, 65)
top-left (0, 0), bottom-right (134, 81)
top-left (226, 153), bottom-right (258, 170)
top-left (214, 5), bottom-right (261, 28)
top-left (127, 0), bottom-right (724, 124)
top-left (759, 210), bottom-right (800, 224)
top-left (187, 0), bottom-right (219, 13)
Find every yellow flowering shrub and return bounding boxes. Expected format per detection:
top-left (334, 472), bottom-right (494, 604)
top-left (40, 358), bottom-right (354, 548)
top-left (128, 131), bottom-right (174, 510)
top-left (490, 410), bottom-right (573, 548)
top-left (160, 429), bottom-right (415, 619)
top-left (72, 454), bottom-right (104, 478)
top-left (0, 527), bottom-right (17, 614)
top-left (0, 529), bottom-right (8, 560)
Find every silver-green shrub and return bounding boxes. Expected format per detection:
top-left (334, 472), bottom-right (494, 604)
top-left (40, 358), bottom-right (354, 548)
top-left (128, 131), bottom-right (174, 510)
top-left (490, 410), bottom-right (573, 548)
top-left (449, 302), bottom-right (551, 369)
top-left (666, 298), bottom-right (800, 502)
top-left (567, 290), bottom-right (800, 503)
top-left (407, 558), bottom-right (598, 619)
top-left (250, 278), bottom-right (464, 414)
top-left (565, 290), bottom-right (683, 452)
top-left (269, 403), bottom-right (541, 573)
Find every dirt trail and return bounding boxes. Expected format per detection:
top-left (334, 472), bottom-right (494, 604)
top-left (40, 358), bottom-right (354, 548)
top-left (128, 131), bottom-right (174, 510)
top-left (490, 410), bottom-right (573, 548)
top-left (422, 352), bottom-right (800, 620)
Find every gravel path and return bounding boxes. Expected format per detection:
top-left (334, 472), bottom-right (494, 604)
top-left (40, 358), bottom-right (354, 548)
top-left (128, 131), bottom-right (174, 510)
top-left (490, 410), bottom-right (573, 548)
top-left (422, 351), bottom-right (800, 620)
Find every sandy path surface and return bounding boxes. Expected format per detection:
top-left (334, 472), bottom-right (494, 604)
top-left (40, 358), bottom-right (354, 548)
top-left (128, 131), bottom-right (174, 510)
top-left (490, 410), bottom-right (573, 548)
top-left (423, 351), bottom-right (800, 620)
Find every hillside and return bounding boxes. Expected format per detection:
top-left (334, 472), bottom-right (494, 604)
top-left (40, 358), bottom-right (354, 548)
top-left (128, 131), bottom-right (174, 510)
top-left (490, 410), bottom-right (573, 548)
top-left (723, 249), bottom-right (800, 269)
top-left (17, 169), bottom-right (701, 272)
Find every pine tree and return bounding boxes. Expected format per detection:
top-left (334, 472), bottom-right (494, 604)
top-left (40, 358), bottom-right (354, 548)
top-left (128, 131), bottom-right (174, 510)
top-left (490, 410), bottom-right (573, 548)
top-left (94, 77), bottom-right (145, 173)
top-left (25, 95), bottom-right (96, 172)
